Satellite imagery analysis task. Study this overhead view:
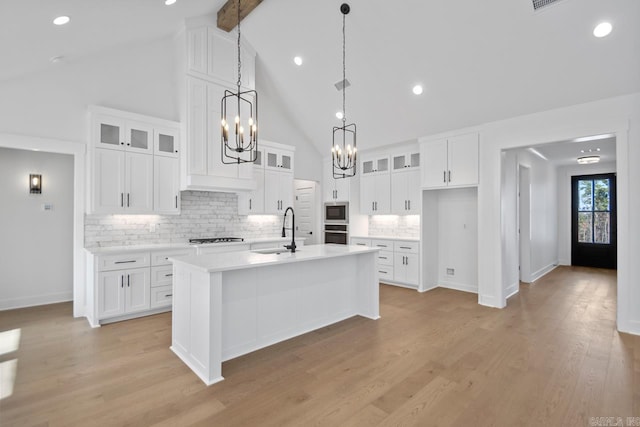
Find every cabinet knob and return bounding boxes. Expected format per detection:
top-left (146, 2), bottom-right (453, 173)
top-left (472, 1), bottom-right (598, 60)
top-left (120, 142), bottom-right (124, 145)
top-left (175, 150), bottom-right (178, 153)
top-left (127, 143), bottom-right (130, 146)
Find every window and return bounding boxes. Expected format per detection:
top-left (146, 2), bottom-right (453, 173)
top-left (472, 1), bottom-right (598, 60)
top-left (577, 178), bottom-right (611, 244)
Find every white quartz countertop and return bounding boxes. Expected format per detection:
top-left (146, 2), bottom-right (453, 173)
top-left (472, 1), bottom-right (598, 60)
top-left (350, 235), bottom-right (420, 242)
top-left (170, 244), bottom-right (379, 273)
top-left (85, 237), bottom-right (305, 255)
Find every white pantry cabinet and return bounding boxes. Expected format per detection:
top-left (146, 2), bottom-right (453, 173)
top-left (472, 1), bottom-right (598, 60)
top-left (92, 148), bottom-right (153, 214)
top-left (323, 159), bottom-right (351, 202)
top-left (421, 133), bottom-right (478, 189)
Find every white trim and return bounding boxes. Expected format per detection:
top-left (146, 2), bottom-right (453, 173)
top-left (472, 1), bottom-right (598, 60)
top-left (478, 294), bottom-right (504, 308)
top-left (505, 281), bottom-right (519, 300)
top-left (0, 132), bottom-right (86, 318)
top-left (0, 292), bottom-right (73, 311)
top-left (438, 282), bottom-right (478, 294)
top-left (529, 263), bottom-right (558, 283)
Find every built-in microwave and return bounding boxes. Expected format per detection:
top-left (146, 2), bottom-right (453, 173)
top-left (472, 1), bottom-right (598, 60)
top-left (324, 202), bottom-right (349, 223)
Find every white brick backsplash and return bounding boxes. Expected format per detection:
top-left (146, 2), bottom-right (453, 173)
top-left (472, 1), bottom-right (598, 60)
top-left (85, 191), bottom-right (282, 248)
top-left (368, 215), bottom-right (420, 239)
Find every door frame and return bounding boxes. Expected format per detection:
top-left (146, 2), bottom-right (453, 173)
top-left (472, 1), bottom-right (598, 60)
top-left (517, 164), bottom-right (532, 283)
top-left (0, 133), bottom-right (86, 317)
top-left (293, 179), bottom-right (320, 245)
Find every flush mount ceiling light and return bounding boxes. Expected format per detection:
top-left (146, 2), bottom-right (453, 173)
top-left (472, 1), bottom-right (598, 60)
top-left (412, 85), bottom-right (423, 95)
top-left (593, 22), bottom-right (612, 38)
top-left (293, 56), bottom-right (303, 66)
top-left (53, 16), bottom-right (70, 26)
top-left (165, 0), bottom-right (177, 5)
top-left (221, 0), bottom-right (258, 165)
top-left (331, 3), bottom-right (357, 179)
top-left (577, 156), bottom-right (600, 164)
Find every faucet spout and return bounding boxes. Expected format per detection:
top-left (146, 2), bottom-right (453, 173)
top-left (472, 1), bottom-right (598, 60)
top-left (282, 207), bottom-right (296, 253)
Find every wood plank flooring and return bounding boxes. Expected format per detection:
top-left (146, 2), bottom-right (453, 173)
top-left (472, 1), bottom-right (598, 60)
top-left (0, 266), bottom-right (638, 426)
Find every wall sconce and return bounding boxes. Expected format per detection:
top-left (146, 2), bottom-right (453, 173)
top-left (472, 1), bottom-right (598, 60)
top-left (29, 174), bottom-right (42, 194)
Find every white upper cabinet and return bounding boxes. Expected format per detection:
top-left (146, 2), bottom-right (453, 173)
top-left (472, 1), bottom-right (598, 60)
top-left (360, 155), bottom-right (391, 215)
top-left (238, 149), bottom-right (265, 215)
top-left (421, 133), bottom-right (478, 189)
top-left (265, 147), bottom-right (294, 172)
top-left (187, 25), bottom-right (255, 90)
top-left (392, 152), bottom-right (420, 171)
top-left (391, 168), bottom-right (420, 214)
top-left (154, 155), bottom-right (180, 214)
top-left (323, 159), bottom-right (351, 202)
top-left (89, 106), bottom-right (181, 214)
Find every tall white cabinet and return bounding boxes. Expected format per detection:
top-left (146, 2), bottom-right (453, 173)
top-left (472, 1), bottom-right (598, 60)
top-left (390, 150), bottom-right (421, 214)
top-left (360, 155), bottom-right (391, 215)
top-left (89, 106), bottom-right (180, 215)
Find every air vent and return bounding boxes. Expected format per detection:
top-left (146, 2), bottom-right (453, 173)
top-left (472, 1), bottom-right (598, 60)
top-left (334, 78), bottom-right (351, 91)
top-left (532, 0), bottom-right (565, 10)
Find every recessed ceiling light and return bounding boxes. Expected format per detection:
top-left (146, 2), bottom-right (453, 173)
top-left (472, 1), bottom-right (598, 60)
top-left (412, 85), bottom-right (423, 95)
top-left (165, 0), bottom-right (177, 5)
top-left (593, 22), bottom-right (612, 38)
top-left (50, 56), bottom-right (64, 64)
top-left (293, 56), bottom-right (303, 66)
top-left (577, 156), bottom-right (600, 164)
top-left (53, 16), bottom-right (70, 26)
top-left (336, 111), bottom-right (344, 120)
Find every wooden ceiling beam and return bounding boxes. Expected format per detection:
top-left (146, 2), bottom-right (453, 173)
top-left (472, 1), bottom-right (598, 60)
top-left (217, 0), bottom-right (263, 32)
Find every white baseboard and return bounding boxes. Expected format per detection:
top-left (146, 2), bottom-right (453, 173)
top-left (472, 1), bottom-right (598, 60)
top-left (530, 262), bottom-right (558, 283)
top-left (478, 294), bottom-right (505, 308)
top-left (618, 320), bottom-right (640, 337)
top-left (0, 292), bottom-right (73, 311)
top-left (438, 280), bottom-right (478, 294)
top-left (505, 281), bottom-right (519, 299)
top-left (418, 283), bottom-right (439, 293)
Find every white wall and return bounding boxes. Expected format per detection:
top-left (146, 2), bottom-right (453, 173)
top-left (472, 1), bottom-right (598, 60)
top-left (0, 147), bottom-right (74, 309)
top-left (556, 161), bottom-right (616, 265)
top-left (254, 59), bottom-right (322, 182)
top-left (502, 148), bottom-right (558, 294)
top-left (476, 92), bottom-right (638, 336)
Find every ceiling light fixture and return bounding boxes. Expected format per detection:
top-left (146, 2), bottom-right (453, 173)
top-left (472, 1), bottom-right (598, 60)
top-left (221, 0), bottom-right (258, 165)
top-left (412, 85), bottom-right (423, 95)
top-left (165, 0), bottom-right (177, 5)
top-left (593, 22), bottom-right (612, 38)
top-left (53, 16), bottom-right (70, 26)
top-left (293, 56), bottom-right (303, 66)
top-left (577, 156), bottom-right (600, 164)
top-left (336, 111), bottom-right (344, 120)
top-left (331, 3), bottom-right (357, 179)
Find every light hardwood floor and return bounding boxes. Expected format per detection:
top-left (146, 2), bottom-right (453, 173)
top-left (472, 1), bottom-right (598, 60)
top-left (0, 266), bottom-right (638, 426)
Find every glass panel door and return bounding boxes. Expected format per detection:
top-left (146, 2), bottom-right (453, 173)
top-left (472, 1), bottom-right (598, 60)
top-left (571, 173), bottom-right (616, 269)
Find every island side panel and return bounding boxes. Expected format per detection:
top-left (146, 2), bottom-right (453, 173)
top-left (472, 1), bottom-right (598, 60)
top-left (220, 256), bottom-right (362, 362)
top-left (171, 264), bottom-right (224, 385)
top-left (356, 252), bottom-right (380, 320)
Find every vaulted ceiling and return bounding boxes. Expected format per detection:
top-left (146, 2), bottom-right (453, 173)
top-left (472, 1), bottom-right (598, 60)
top-left (1, 0), bottom-right (638, 155)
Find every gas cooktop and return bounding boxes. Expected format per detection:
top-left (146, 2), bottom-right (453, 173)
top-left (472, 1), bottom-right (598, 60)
top-left (188, 237), bottom-right (244, 244)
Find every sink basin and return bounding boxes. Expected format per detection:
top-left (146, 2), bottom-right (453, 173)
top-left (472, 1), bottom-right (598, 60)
top-left (251, 247), bottom-right (296, 255)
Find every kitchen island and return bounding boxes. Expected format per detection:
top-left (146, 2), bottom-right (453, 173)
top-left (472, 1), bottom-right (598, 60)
top-left (169, 244), bottom-right (380, 386)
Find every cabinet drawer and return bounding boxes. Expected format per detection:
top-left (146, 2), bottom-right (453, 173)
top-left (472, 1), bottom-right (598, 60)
top-left (151, 265), bottom-right (174, 287)
top-left (394, 241), bottom-right (419, 253)
top-left (378, 267), bottom-right (394, 282)
top-left (371, 239), bottom-right (392, 250)
top-left (151, 248), bottom-right (195, 266)
top-left (98, 252), bottom-right (150, 272)
top-left (377, 250), bottom-right (394, 266)
top-left (150, 285), bottom-right (173, 309)
top-left (350, 237), bottom-right (371, 247)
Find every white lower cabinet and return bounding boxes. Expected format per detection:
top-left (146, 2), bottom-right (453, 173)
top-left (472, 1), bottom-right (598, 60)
top-left (349, 237), bottom-right (420, 289)
top-left (98, 268), bottom-right (150, 319)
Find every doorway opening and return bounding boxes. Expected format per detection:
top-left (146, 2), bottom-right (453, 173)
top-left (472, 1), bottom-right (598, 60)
top-left (571, 173), bottom-right (617, 269)
top-left (518, 164), bottom-right (532, 283)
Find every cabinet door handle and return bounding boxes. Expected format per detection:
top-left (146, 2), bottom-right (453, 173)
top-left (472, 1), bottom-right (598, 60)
top-left (165, 273), bottom-right (173, 277)
top-left (448, 170), bottom-right (451, 182)
top-left (165, 294), bottom-right (173, 298)
top-left (356, 243), bottom-right (366, 246)
top-left (114, 260), bottom-right (136, 264)
top-left (443, 171), bottom-right (446, 183)
top-left (376, 244), bottom-right (387, 248)
top-left (379, 256), bottom-right (387, 259)
top-left (127, 193), bottom-right (130, 207)
top-left (127, 274), bottom-right (130, 287)
top-left (379, 270), bottom-right (387, 274)
top-left (121, 275), bottom-right (124, 288)
top-left (175, 195), bottom-right (178, 209)
top-left (121, 193), bottom-right (124, 207)
top-left (408, 200), bottom-right (411, 210)
top-left (399, 246), bottom-right (411, 249)
top-left (249, 199), bottom-right (252, 210)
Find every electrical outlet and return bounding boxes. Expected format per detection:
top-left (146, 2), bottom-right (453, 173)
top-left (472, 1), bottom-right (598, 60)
top-left (42, 203), bottom-right (53, 211)
top-left (446, 268), bottom-right (455, 276)
top-left (149, 223), bottom-right (157, 232)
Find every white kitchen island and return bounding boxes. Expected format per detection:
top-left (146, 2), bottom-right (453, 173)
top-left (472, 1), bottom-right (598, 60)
top-left (169, 244), bottom-right (380, 386)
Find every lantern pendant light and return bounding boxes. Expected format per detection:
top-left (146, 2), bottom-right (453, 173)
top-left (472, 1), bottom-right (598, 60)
top-left (221, 0), bottom-right (258, 164)
top-left (332, 3), bottom-right (357, 179)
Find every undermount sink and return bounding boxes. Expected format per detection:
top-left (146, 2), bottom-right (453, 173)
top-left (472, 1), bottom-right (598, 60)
top-left (251, 247), bottom-right (297, 255)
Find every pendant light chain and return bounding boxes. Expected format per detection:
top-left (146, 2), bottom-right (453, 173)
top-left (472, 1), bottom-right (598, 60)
top-left (342, 10), bottom-right (346, 126)
top-left (237, 0), bottom-right (242, 90)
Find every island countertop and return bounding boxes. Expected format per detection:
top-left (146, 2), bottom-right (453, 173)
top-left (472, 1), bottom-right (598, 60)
top-left (169, 244), bottom-right (379, 274)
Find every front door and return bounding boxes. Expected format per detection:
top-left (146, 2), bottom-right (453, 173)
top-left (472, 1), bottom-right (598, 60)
top-left (571, 173), bottom-right (617, 269)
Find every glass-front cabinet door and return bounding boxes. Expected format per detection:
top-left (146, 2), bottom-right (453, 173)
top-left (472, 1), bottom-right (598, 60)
top-left (125, 121), bottom-right (153, 154)
top-left (392, 152), bottom-right (420, 171)
top-left (154, 128), bottom-right (180, 158)
top-left (97, 116), bottom-right (125, 149)
top-left (265, 147), bottom-right (293, 172)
